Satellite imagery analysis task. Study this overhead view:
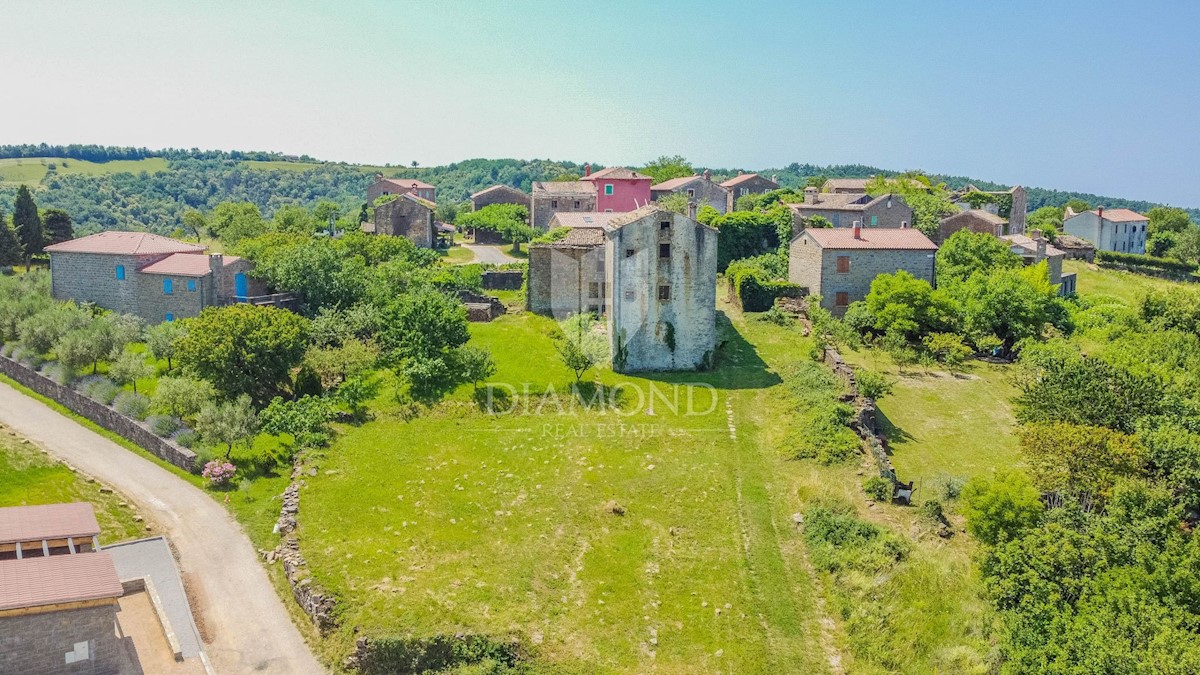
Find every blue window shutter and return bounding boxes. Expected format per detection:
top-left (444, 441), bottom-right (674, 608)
top-left (871, 215), bottom-right (878, 226)
top-left (163, 278), bottom-right (173, 295)
top-left (188, 279), bottom-right (197, 292)
top-left (165, 313), bottom-right (174, 322)
top-left (115, 265), bottom-right (125, 280)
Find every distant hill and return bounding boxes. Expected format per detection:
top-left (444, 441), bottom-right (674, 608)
top-left (0, 145), bottom-right (1194, 234)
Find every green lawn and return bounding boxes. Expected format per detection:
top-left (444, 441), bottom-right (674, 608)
top-left (0, 426), bottom-right (147, 543)
top-left (0, 157), bottom-right (168, 185)
top-left (440, 245), bottom-right (475, 264)
top-left (1065, 259), bottom-right (1188, 304)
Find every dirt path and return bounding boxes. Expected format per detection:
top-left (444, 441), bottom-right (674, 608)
top-left (0, 382), bottom-right (324, 675)
top-left (463, 243), bottom-right (520, 265)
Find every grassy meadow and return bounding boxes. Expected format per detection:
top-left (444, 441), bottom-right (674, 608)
top-left (0, 157), bottom-right (169, 185)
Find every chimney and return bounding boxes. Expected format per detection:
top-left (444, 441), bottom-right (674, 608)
top-left (1097, 206), bottom-right (1104, 220)
top-left (900, 220), bottom-right (909, 229)
top-left (687, 201), bottom-right (697, 219)
top-left (1033, 232), bottom-right (1047, 262)
top-left (852, 221), bottom-right (862, 239)
top-left (208, 254), bottom-right (223, 302)
top-left (584, 163), bottom-right (592, 177)
top-left (703, 169), bottom-right (711, 182)
top-left (771, 174), bottom-right (778, 183)
top-left (374, 172), bottom-right (383, 181)
top-left (737, 170), bottom-right (744, 176)
top-left (804, 186), bottom-right (818, 204)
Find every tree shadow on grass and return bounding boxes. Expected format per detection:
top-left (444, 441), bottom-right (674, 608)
top-left (636, 312), bottom-right (783, 391)
top-left (875, 408), bottom-right (914, 456)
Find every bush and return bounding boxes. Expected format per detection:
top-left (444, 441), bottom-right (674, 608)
top-left (803, 501), bottom-right (909, 573)
top-left (726, 257), bottom-right (802, 312)
top-left (86, 378), bottom-right (122, 405)
top-left (174, 429), bottom-right (199, 449)
top-left (918, 499), bottom-right (949, 527)
top-left (0, 342), bottom-right (14, 358)
top-left (961, 470), bottom-right (1044, 545)
top-left (201, 459), bottom-right (236, 486)
top-left (931, 474), bottom-right (966, 501)
top-left (146, 415), bottom-right (181, 437)
top-left (1096, 249), bottom-right (1197, 275)
top-left (41, 361), bottom-right (72, 386)
top-left (755, 306), bottom-right (793, 326)
top-left (853, 367), bottom-right (895, 401)
top-left (863, 476), bottom-right (894, 502)
top-left (113, 391), bottom-right (151, 420)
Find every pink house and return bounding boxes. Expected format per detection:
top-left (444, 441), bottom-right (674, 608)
top-left (580, 164), bottom-right (651, 213)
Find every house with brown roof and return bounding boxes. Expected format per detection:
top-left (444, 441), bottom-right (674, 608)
top-left (649, 171), bottom-right (731, 214)
top-left (364, 193), bottom-right (436, 248)
top-left (45, 231), bottom-right (267, 323)
top-left (719, 172), bottom-right (779, 211)
top-left (788, 188), bottom-right (913, 233)
top-left (1002, 233), bottom-right (1075, 295)
top-left (950, 184), bottom-right (1028, 234)
top-left (1063, 207), bottom-right (1148, 254)
top-left (822, 178), bottom-right (871, 194)
top-left (367, 175), bottom-right (436, 203)
top-left (470, 184), bottom-right (530, 211)
top-left (0, 503), bottom-right (124, 674)
top-left (935, 208), bottom-right (1008, 244)
top-left (530, 180), bottom-right (597, 230)
top-left (528, 205), bottom-right (718, 371)
top-left (789, 225), bottom-right (937, 315)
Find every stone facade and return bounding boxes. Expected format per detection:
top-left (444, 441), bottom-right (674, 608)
top-left (789, 231), bottom-right (937, 316)
top-left (720, 174), bottom-right (779, 211)
top-left (530, 182), bottom-right (597, 230)
top-left (788, 191), bottom-right (914, 233)
top-left (935, 209), bottom-right (1007, 244)
top-left (649, 174), bottom-right (730, 214)
top-left (470, 185), bottom-right (530, 211)
top-left (527, 243), bottom-right (606, 318)
top-left (482, 270), bottom-right (525, 291)
top-left (369, 195), bottom-right (435, 248)
top-left (0, 601), bottom-right (122, 675)
top-left (606, 208), bottom-right (718, 372)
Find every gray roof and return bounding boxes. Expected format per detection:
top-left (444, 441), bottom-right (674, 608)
top-left (532, 181), bottom-right (597, 196)
top-left (548, 212), bottom-right (623, 229)
top-left (789, 193), bottom-right (905, 213)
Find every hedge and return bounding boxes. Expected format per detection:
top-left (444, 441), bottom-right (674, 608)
top-left (726, 259), bottom-right (803, 311)
top-left (1096, 250), bottom-right (1198, 275)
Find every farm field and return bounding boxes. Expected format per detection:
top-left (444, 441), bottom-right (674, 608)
top-left (0, 157), bottom-right (169, 185)
top-left (297, 304), bottom-right (994, 673)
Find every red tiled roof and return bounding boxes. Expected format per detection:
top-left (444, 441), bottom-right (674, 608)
top-left (0, 503), bottom-right (101, 545)
top-left (0, 553), bottom-right (123, 611)
top-left (44, 232), bottom-right (206, 256)
top-left (719, 173), bottom-right (777, 188)
top-left (801, 227), bottom-right (937, 250)
top-left (138, 252), bottom-right (241, 277)
top-left (378, 177), bottom-right (435, 190)
top-left (581, 167), bottom-right (650, 181)
top-left (1094, 208), bottom-right (1146, 222)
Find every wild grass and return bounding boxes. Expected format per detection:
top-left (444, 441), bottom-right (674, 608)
top-left (1064, 259), bottom-right (1187, 306)
top-left (0, 157), bottom-right (168, 185)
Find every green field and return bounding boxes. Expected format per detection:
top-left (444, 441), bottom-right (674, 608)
top-left (1065, 259), bottom-right (1188, 304)
top-left (0, 157), bottom-right (169, 185)
top-left (0, 426), bottom-right (147, 543)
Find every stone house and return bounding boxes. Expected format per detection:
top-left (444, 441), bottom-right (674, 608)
top-left (789, 225), bottom-right (937, 315)
top-left (935, 208), bottom-right (1008, 244)
top-left (649, 171), bottom-right (731, 213)
top-left (45, 231), bottom-right (267, 324)
top-left (470, 184), bottom-right (530, 211)
top-left (788, 188), bottom-right (913, 233)
top-left (719, 172), bottom-right (779, 211)
top-left (821, 178), bottom-right (871, 194)
top-left (530, 180), bottom-right (597, 230)
top-left (579, 165), bottom-right (653, 213)
top-left (1063, 207), bottom-right (1148, 254)
top-left (950, 184), bottom-right (1028, 234)
top-left (0, 503), bottom-right (125, 675)
top-left (366, 175), bottom-right (436, 203)
top-left (365, 193), bottom-right (435, 248)
top-left (528, 205), bottom-right (718, 372)
top-left (1053, 233), bottom-right (1096, 262)
top-left (1002, 233), bottom-right (1075, 296)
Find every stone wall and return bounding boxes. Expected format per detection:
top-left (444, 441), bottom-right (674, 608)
top-left (790, 235), bottom-right (935, 316)
top-left (0, 355), bottom-right (198, 472)
top-left (482, 270), bottom-right (524, 291)
top-left (651, 177), bottom-right (729, 214)
top-left (527, 244), bottom-right (605, 318)
top-left (0, 602), bottom-right (123, 675)
top-left (823, 347), bottom-right (900, 486)
top-left (50, 251), bottom-right (152, 315)
top-left (471, 186), bottom-right (529, 211)
top-left (269, 465), bottom-right (338, 634)
top-left (374, 198), bottom-right (435, 248)
top-left (530, 189), bottom-right (596, 230)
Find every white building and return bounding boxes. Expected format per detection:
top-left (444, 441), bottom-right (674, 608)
top-left (1063, 207), bottom-right (1148, 254)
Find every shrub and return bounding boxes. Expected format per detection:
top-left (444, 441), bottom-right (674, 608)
top-left (174, 429), bottom-right (199, 449)
top-left (853, 367), bottom-right (895, 401)
top-left (863, 476), bottom-right (893, 502)
top-left (146, 415), bottom-right (181, 437)
top-left (41, 361), bottom-right (72, 385)
top-left (86, 378), bottom-right (122, 405)
top-left (931, 474), bottom-right (966, 501)
top-left (918, 499), bottom-right (949, 527)
top-left (755, 305), bottom-right (794, 326)
top-left (1096, 249), bottom-right (1197, 275)
top-left (726, 257), bottom-right (802, 312)
top-left (803, 501), bottom-right (909, 573)
top-left (201, 459), bottom-right (237, 486)
top-left (113, 391), bottom-right (151, 420)
top-left (961, 470), bottom-right (1044, 545)
top-left (0, 342), bottom-right (14, 358)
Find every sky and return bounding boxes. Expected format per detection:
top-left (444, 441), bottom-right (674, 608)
top-left (1, 0), bottom-right (1198, 206)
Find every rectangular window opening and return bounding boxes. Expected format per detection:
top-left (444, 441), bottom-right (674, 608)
top-left (658, 285), bottom-right (671, 301)
top-left (659, 243), bottom-right (671, 259)
top-left (836, 256), bottom-right (851, 273)
top-left (835, 292), bottom-right (849, 308)
top-left (625, 248), bottom-right (635, 258)
top-left (604, 184), bottom-right (614, 195)
top-left (588, 282), bottom-right (599, 299)
top-left (660, 220), bottom-right (671, 231)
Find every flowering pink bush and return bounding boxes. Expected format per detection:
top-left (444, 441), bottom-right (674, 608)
top-left (202, 460), bottom-right (237, 486)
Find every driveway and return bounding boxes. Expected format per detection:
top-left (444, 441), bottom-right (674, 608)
top-left (0, 382), bottom-right (324, 675)
top-left (463, 243), bottom-right (520, 265)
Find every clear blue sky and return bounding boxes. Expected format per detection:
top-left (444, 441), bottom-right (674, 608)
top-left (2, 0), bottom-right (1197, 206)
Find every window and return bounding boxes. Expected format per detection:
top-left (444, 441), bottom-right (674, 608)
top-left (834, 292), bottom-right (849, 308)
top-left (836, 256), bottom-right (850, 273)
top-left (588, 282), bottom-right (599, 299)
top-left (605, 209), bottom-right (613, 213)
top-left (165, 312), bottom-right (175, 322)
top-left (604, 184), bottom-right (614, 195)
top-left (660, 220), bottom-right (671, 231)
top-left (187, 279), bottom-right (197, 292)
top-left (686, 188), bottom-right (695, 197)
top-left (624, 289), bottom-right (635, 300)
top-left (659, 243), bottom-right (671, 259)
top-left (551, 199), bottom-right (559, 209)
top-left (115, 265), bottom-right (125, 280)
top-left (382, 191), bottom-right (390, 196)
top-left (163, 278), bottom-right (173, 295)
top-left (625, 248), bottom-right (635, 258)
top-left (740, 188), bottom-right (748, 196)
top-left (574, 200), bottom-right (581, 209)
top-left (658, 285), bottom-right (671, 301)
top-left (871, 215), bottom-right (878, 226)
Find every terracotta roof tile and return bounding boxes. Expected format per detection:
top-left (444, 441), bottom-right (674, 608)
top-left (800, 227), bottom-right (937, 251)
top-left (0, 503), bottom-right (101, 545)
top-left (44, 232), bottom-right (206, 256)
top-left (1094, 208), bottom-right (1147, 222)
top-left (0, 553), bottom-right (123, 611)
top-left (581, 167), bottom-right (650, 181)
top-left (138, 252), bottom-right (241, 277)
top-left (719, 173), bottom-right (777, 188)
top-left (378, 177), bottom-right (435, 190)
top-left (547, 212), bottom-right (622, 229)
top-left (532, 181), bottom-right (597, 196)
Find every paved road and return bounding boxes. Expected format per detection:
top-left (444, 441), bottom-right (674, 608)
top-left (0, 382), bottom-right (324, 675)
top-left (463, 243), bottom-right (519, 265)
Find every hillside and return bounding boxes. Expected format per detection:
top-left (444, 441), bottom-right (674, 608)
top-left (0, 145), bottom-right (1194, 235)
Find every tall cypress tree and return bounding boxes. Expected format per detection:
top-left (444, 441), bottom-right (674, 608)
top-left (12, 185), bottom-right (43, 268)
top-left (42, 208), bottom-right (74, 245)
top-left (0, 209), bottom-right (22, 268)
